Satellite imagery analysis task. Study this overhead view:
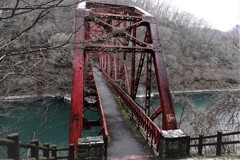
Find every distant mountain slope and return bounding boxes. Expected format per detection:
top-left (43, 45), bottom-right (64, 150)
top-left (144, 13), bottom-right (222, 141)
top-left (129, 0), bottom-right (240, 90)
top-left (159, 20), bottom-right (240, 90)
top-left (0, 0), bottom-right (239, 96)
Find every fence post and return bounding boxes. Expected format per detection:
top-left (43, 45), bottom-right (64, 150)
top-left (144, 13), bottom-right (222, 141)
top-left (198, 135), bottom-right (203, 155)
top-left (51, 145), bottom-right (57, 160)
top-left (186, 136), bottom-right (190, 156)
top-left (7, 133), bottom-right (20, 160)
top-left (43, 143), bottom-right (50, 159)
top-left (31, 139), bottom-right (39, 160)
top-left (104, 137), bottom-right (108, 157)
top-left (69, 144), bottom-right (74, 160)
top-left (216, 131), bottom-right (222, 156)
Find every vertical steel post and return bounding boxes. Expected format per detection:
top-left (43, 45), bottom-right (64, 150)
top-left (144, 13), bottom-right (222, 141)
top-left (105, 55), bottom-right (108, 73)
top-left (68, 6), bottom-right (87, 149)
top-left (110, 55), bottom-right (114, 78)
top-left (145, 53), bottom-right (152, 116)
top-left (130, 26), bottom-right (136, 97)
top-left (113, 55), bottom-right (118, 81)
top-left (107, 55), bottom-right (111, 75)
top-left (147, 16), bottom-right (177, 130)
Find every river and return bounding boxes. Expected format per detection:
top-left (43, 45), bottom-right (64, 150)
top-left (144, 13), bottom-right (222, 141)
top-left (0, 90), bottom-right (238, 156)
top-left (0, 98), bottom-right (70, 147)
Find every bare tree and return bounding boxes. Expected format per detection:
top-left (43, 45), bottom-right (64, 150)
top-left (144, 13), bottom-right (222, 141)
top-left (1, 0), bottom-right (239, 144)
top-left (0, 0), bottom-right (82, 96)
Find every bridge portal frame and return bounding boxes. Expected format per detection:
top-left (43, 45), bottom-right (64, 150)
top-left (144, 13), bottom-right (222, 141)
top-left (69, 1), bottom-right (178, 155)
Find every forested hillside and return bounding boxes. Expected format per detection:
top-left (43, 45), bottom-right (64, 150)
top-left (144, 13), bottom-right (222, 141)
top-left (0, 0), bottom-right (239, 96)
top-left (130, 0), bottom-right (240, 90)
top-left (0, 0), bottom-right (77, 96)
top-left (160, 20), bottom-right (239, 90)
top-left (0, 0), bottom-right (240, 152)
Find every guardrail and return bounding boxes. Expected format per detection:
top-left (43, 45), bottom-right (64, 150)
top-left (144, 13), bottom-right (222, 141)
top-left (0, 133), bottom-right (74, 160)
top-left (93, 65), bottom-right (109, 157)
top-left (102, 70), bottom-right (161, 150)
top-left (190, 131), bottom-right (240, 156)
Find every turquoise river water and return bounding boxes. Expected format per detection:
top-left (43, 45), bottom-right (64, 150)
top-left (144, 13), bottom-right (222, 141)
top-left (0, 92), bottom-right (218, 154)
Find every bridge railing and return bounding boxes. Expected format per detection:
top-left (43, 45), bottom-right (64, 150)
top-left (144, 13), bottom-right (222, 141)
top-left (102, 70), bottom-right (161, 150)
top-left (189, 131), bottom-right (240, 156)
top-left (0, 133), bottom-right (74, 160)
top-left (93, 64), bottom-right (109, 157)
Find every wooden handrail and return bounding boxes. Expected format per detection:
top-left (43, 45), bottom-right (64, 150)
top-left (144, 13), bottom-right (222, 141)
top-left (189, 131), bottom-right (240, 156)
top-left (0, 138), bottom-right (15, 146)
top-left (222, 131), bottom-right (240, 136)
top-left (0, 133), bottom-right (74, 160)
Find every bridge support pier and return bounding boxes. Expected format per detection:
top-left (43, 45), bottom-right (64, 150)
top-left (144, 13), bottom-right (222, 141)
top-left (158, 130), bottom-right (189, 159)
top-left (77, 136), bottom-right (104, 159)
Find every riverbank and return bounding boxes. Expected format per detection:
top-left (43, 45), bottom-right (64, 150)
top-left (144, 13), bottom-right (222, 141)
top-left (1, 88), bottom-right (239, 102)
top-left (172, 88), bottom-right (240, 94)
top-left (135, 88), bottom-right (240, 98)
top-left (0, 94), bottom-right (71, 102)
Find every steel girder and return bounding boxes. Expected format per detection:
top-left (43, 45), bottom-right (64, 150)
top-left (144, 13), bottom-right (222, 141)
top-left (71, 1), bottom-right (177, 151)
top-left (68, 2), bottom-right (108, 151)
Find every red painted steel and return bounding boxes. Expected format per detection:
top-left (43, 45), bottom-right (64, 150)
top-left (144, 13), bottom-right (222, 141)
top-left (102, 70), bottom-right (161, 150)
top-left (70, 1), bottom-right (178, 153)
top-left (90, 62), bottom-right (108, 157)
top-left (68, 48), bottom-right (84, 150)
top-left (83, 2), bottom-right (177, 130)
top-left (145, 53), bottom-right (152, 116)
top-left (68, 2), bottom-right (109, 153)
top-left (68, 7), bottom-right (85, 149)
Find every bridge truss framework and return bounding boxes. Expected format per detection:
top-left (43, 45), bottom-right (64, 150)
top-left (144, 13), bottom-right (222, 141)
top-left (68, 1), bottom-right (179, 156)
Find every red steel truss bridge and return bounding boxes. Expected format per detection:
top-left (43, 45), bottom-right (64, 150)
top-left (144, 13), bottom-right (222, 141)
top-left (68, 1), bottom-right (188, 159)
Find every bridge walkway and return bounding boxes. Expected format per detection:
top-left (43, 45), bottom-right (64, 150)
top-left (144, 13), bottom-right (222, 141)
top-left (93, 67), bottom-right (152, 159)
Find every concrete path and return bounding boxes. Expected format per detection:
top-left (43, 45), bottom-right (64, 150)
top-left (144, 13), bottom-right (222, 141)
top-left (93, 68), bottom-right (149, 159)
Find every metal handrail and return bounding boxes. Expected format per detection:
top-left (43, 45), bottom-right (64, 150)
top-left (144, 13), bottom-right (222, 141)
top-left (102, 69), bottom-right (162, 150)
